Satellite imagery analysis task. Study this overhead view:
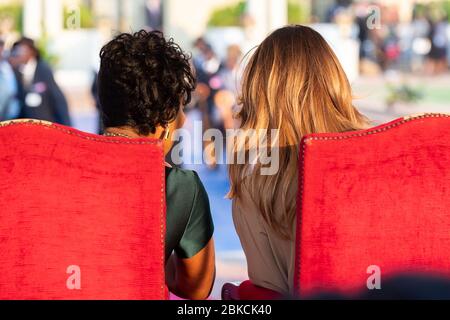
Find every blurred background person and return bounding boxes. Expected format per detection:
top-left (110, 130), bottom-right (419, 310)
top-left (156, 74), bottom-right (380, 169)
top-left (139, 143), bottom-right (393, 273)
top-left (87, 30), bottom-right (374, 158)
top-left (214, 44), bottom-right (243, 131)
top-left (145, 0), bottom-right (163, 31)
top-left (90, 69), bottom-right (102, 134)
top-left (373, 5), bottom-right (401, 72)
top-left (0, 38), bottom-right (19, 121)
top-left (426, 11), bottom-right (449, 75)
top-left (410, 7), bottom-right (431, 73)
top-left (11, 37), bottom-right (71, 126)
top-left (217, 45), bottom-right (242, 97)
top-left (191, 37), bottom-right (222, 168)
top-left (326, 0), bottom-right (352, 23)
top-left (191, 40), bottom-right (243, 169)
top-left (193, 38), bottom-right (222, 127)
top-left (192, 38), bottom-right (221, 125)
top-left (355, 1), bottom-right (381, 76)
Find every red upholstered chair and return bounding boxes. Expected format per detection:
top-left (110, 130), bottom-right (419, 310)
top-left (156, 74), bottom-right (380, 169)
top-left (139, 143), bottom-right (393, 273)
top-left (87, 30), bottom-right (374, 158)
top-left (0, 119), bottom-right (167, 300)
top-left (222, 113), bottom-right (450, 300)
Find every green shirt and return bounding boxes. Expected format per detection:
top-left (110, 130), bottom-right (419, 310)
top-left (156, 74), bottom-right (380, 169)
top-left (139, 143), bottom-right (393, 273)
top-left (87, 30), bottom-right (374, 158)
top-left (165, 167), bottom-right (214, 261)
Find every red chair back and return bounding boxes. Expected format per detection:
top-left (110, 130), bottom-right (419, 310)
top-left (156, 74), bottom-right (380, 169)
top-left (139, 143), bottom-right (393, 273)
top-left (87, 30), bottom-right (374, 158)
top-left (0, 120), bottom-right (166, 299)
top-left (295, 114), bottom-right (450, 297)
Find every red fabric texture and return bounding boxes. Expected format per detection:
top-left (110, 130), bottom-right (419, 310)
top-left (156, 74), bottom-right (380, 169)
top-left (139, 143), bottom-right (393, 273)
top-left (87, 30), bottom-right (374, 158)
top-left (237, 281), bottom-right (284, 300)
top-left (295, 114), bottom-right (450, 297)
top-left (0, 121), bottom-right (166, 300)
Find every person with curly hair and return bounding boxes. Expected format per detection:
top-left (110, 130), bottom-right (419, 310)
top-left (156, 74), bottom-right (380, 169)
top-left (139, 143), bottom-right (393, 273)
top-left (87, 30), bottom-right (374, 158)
top-left (98, 30), bottom-right (215, 300)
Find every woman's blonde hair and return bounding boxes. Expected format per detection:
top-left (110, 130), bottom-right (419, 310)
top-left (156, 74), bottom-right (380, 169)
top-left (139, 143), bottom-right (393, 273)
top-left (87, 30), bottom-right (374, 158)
top-left (228, 25), bottom-right (369, 239)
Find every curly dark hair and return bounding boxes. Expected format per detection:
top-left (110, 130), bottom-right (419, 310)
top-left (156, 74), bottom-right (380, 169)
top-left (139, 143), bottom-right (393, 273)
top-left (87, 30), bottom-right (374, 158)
top-left (98, 30), bottom-right (196, 135)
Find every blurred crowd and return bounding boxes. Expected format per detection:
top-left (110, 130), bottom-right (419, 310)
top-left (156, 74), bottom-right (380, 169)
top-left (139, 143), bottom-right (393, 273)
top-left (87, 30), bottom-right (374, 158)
top-left (0, 37), bottom-right (71, 124)
top-left (328, 1), bottom-right (450, 75)
top-left (182, 38), bottom-right (244, 168)
top-left (191, 38), bottom-right (242, 130)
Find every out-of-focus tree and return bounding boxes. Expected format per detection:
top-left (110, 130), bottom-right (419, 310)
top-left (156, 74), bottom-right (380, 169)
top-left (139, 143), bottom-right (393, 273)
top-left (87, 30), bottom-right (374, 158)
top-left (207, 1), bottom-right (246, 27)
top-left (0, 3), bottom-right (23, 34)
top-left (288, 0), bottom-right (309, 24)
top-left (443, 0), bottom-right (450, 22)
top-left (207, 0), bottom-right (310, 27)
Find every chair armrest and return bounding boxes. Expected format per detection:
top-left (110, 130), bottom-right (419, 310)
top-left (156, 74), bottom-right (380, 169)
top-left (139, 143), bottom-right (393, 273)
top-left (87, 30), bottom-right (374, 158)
top-left (221, 282), bottom-right (241, 300)
top-left (222, 280), bottom-right (284, 300)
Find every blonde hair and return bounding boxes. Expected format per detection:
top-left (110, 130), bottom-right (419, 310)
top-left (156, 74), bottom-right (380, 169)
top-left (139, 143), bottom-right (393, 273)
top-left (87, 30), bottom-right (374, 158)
top-left (228, 25), bottom-right (369, 239)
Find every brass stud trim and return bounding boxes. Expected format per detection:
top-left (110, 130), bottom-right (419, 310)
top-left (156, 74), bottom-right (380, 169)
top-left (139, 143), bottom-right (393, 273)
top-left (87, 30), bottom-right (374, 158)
top-left (0, 119), bottom-right (161, 146)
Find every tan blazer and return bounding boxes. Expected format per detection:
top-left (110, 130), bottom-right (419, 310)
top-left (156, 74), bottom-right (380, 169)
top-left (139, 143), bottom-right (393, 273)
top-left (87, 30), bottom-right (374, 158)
top-left (232, 182), bottom-right (297, 295)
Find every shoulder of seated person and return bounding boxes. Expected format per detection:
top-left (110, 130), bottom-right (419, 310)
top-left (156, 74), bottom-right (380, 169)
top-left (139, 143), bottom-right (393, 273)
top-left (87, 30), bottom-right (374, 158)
top-left (166, 167), bottom-right (202, 186)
